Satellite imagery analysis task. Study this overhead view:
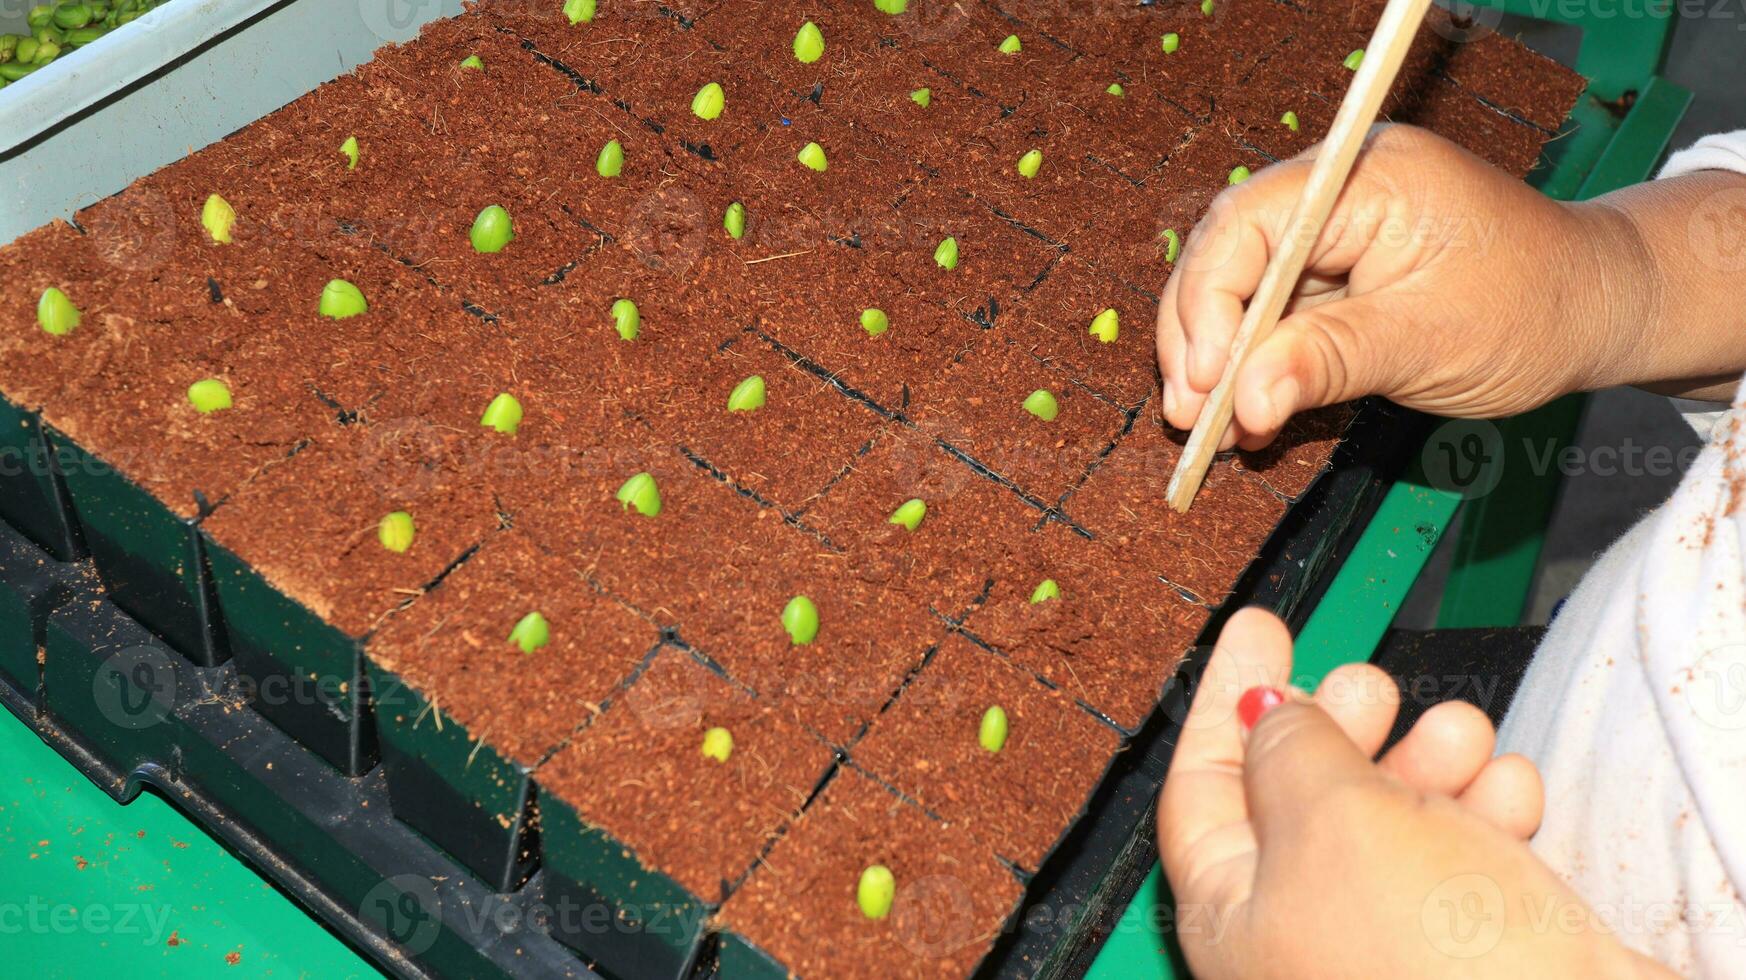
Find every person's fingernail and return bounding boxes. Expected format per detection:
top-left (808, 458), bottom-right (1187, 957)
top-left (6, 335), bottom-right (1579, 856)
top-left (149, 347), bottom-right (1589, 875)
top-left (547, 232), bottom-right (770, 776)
top-left (1265, 376), bottom-right (1300, 427)
top-left (1162, 380), bottom-right (1177, 417)
top-left (1237, 686), bottom-right (1287, 730)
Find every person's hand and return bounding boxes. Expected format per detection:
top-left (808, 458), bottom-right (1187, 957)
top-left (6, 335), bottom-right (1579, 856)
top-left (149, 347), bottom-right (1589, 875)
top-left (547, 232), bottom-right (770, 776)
top-left (1157, 607), bottom-right (1671, 979)
top-left (1154, 124), bottom-right (1647, 449)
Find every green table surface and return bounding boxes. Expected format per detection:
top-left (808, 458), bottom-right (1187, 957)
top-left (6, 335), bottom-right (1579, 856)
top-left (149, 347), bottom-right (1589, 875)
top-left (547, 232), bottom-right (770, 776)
top-left (0, 707), bottom-right (374, 976)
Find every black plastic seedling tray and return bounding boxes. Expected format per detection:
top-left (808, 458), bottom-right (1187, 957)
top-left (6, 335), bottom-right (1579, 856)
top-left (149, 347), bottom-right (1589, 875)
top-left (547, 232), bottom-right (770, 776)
top-left (0, 385), bottom-right (1421, 979)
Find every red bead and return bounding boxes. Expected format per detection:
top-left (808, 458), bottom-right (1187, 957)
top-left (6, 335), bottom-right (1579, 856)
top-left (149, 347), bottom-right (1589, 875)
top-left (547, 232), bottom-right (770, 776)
top-left (1237, 686), bottom-right (1287, 730)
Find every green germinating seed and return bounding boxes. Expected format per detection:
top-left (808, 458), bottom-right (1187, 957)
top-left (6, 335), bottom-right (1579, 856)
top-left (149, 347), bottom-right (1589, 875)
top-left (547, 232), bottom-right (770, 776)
top-left (470, 204), bottom-right (514, 253)
top-left (1161, 32), bottom-right (1180, 54)
top-left (692, 81), bottom-right (725, 120)
top-left (378, 511), bottom-right (415, 554)
top-left (1344, 48), bottom-right (1365, 70)
top-left (1030, 578), bottom-right (1060, 604)
top-left (873, 0), bottom-right (907, 12)
top-left (998, 34), bottom-right (1021, 53)
top-left (793, 20), bottom-right (824, 63)
top-left (616, 472), bottom-right (662, 517)
top-left (597, 139), bottom-right (624, 177)
top-left (340, 135), bottom-right (359, 170)
top-left (727, 375), bottom-right (766, 413)
top-left (933, 236), bottom-right (959, 270)
top-left (480, 392), bottom-right (523, 435)
top-left (508, 611), bottom-right (551, 654)
top-left (37, 287), bottom-right (79, 336)
top-left (860, 308), bottom-right (889, 337)
top-left (1023, 389), bottom-right (1060, 421)
top-left (1228, 165), bottom-right (1252, 185)
top-left (202, 193), bottom-right (236, 244)
top-left (1201, 0), bottom-right (1214, 14)
top-left (858, 865), bottom-right (896, 920)
top-left (318, 278), bottom-right (367, 319)
top-left (186, 378), bottom-right (232, 414)
top-left (910, 87), bottom-right (931, 108)
top-left (1017, 149), bottom-right (1043, 178)
top-left (979, 705), bottom-right (1009, 752)
top-left (888, 498), bottom-right (926, 531)
top-left (612, 298), bottom-right (640, 340)
top-left (1106, 82), bottom-right (1124, 97)
top-left (700, 727), bottom-right (734, 763)
top-left (1162, 228), bottom-right (1182, 263)
top-left (1281, 110), bottom-right (1300, 132)
top-left (782, 594), bottom-right (819, 645)
top-left (798, 141), bottom-right (829, 172)
top-left (1089, 308), bottom-right (1119, 343)
top-left (724, 201), bottom-right (747, 240)
top-left (460, 54), bottom-right (484, 69)
top-left (564, 0), bottom-right (595, 25)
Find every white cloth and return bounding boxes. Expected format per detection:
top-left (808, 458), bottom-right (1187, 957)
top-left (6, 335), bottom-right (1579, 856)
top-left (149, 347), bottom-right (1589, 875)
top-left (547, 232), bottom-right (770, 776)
top-left (1494, 131), bottom-right (1746, 975)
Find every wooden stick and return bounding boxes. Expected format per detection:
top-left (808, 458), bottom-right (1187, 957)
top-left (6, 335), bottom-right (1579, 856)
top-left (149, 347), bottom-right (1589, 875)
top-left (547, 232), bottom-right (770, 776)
top-left (1164, 0), bottom-right (1434, 513)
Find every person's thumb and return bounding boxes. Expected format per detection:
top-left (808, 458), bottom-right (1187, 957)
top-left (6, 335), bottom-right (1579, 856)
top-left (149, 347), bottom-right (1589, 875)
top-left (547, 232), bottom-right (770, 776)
top-left (1231, 291), bottom-right (1422, 436)
top-left (1241, 697), bottom-right (1383, 847)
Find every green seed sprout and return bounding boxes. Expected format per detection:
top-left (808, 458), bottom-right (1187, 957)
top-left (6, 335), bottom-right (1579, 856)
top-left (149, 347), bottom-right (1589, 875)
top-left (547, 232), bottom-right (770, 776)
top-left (860, 308), bottom-right (889, 337)
top-left (727, 375), bottom-right (767, 413)
top-left (616, 472), bottom-right (662, 517)
top-left (1161, 32), bottom-right (1180, 54)
top-left (888, 498), bottom-right (926, 531)
top-left (998, 34), bottom-right (1022, 54)
top-left (564, 0), bottom-right (595, 24)
top-left (470, 204), bottom-right (515, 253)
top-left (1016, 149), bottom-right (1043, 179)
top-left (340, 135), bottom-right (359, 170)
top-left (1281, 110), bottom-right (1300, 132)
top-left (933, 236), bottom-right (959, 270)
top-left (612, 298), bottom-right (641, 341)
top-left (460, 54), bottom-right (484, 69)
top-left (1201, 0), bottom-right (1215, 14)
top-left (1023, 389), bottom-right (1060, 421)
top-left (692, 81), bottom-right (726, 120)
top-left (797, 141), bottom-right (829, 172)
top-left (36, 287), bottom-right (79, 336)
top-left (1089, 308), bottom-right (1119, 344)
top-left (793, 20), bottom-right (825, 63)
top-left (873, 0), bottom-right (907, 12)
top-left (782, 595), bottom-right (819, 645)
top-left (724, 201), bottom-right (747, 240)
top-left (701, 726), bottom-right (734, 763)
top-left (1030, 578), bottom-right (1060, 604)
top-left (1344, 48), bottom-right (1365, 70)
top-left (979, 704), bottom-right (1009, 752)
top-left (508, 611), bottom-right (551, 654)
top-left (378, 511), bottom-right (415, 554)
top-left (1228, 165), bottom-right (1252, 185)
top-left (318, 278), bottom-right (368, 319)
top-left (202, 193), bottom-right (236, 244)
top-left (480, 393), bottom-right (524, 435)
top-left (1162, 228), bottom-right (1182, 263)
top-left (597, 139), bottom-right (624, 177)
top-left (910, 87), bottom-right (931, 108)
top-left (186, 378), bottom-right (232, 414)
top-left (858, 865), bottom-right (896, 920)
top-left (1106, 82), bottom-right (1124, 97)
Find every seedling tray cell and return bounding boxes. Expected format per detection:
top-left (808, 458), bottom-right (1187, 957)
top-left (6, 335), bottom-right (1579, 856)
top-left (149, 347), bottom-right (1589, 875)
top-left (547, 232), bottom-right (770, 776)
top-left (0, 394), bottom-right (84, 561)
top-left (53, 434), bottom-right (232, 666)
